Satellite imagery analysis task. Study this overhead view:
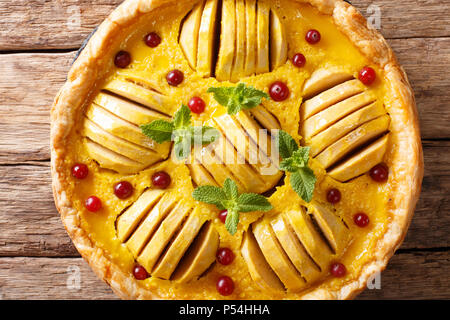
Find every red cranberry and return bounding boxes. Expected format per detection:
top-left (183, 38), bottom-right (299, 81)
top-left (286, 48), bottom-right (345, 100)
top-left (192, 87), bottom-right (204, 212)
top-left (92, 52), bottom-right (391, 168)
top-left (72, 163), bottom-right (88, 179)
top-left (216, 276), bottom-right (234, 296)
top-left (114, 51), bottom-right (131, 68)
top-left (114, 181), bottom-right (133, 199)
top-left (327, 188), bottom-right (341, 204)
top-left (166, 69), bottom-right (184, 86)
top-left (133, 264), bottom-right (149, 280)
top-left (152, 171), bottom-right (171, 189)
top-left (216, 248), bottom-right (235, 265)
top-left (188, 97), bottom-right (206, 114)
top-left (354, 213), bottom-right (370, 228)
top-left (85, 196), bottom-right (102, 212)
top-left (330, 262), bottom-right (346, 277)
top-left (269, 81), bottom-right (289, 101)
top-left (219, 210), bottom-right (228, 224)
top-left (369, 163), bottom-right (389, 182)
top-left (292, 53), bottom-right (306, 68)
top-left (359, 66), bottom-right (376, 85)
top-left (305, 29), bottom-right (321, 44)
top-left (144, 32), bottom-right (161, 48)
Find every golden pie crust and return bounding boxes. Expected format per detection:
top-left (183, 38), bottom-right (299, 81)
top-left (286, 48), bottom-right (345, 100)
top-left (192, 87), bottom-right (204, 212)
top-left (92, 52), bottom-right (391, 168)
top-left (51, 0), bottom-right (423, 299)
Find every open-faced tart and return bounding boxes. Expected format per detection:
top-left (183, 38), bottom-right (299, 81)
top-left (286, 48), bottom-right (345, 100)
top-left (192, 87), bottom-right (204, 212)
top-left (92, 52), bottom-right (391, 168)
top-left (51, 0), bottom-right (423, 299)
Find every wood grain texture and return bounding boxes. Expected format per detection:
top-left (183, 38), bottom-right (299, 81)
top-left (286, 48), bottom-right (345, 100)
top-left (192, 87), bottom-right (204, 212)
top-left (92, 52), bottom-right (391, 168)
top-left (0, 251), bottom-right (448, 299)
top-left (0, 0), bottom-right (122, 51)
top-left (0, 37), bottom-right (449, 166)
top-left (0, 0), bottom-right (448, 51)
top-left (0, 141), bottom-right (448, 257)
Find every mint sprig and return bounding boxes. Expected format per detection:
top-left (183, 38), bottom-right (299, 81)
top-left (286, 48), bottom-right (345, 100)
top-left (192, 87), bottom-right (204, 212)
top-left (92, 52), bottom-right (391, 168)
top-left (207, 83), bottom-right (269, 115)
top-left (141, 105), bottom-right (220, 160)
top-left (277, 130), bottom-right (317, 202)
top-left (192, 178), bottom-right (272, 235)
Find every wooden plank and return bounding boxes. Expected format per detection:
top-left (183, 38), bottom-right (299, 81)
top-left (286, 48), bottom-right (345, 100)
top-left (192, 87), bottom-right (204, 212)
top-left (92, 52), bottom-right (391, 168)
top-left (389, 38), bottom-right (450, 141)
top-left (0, 140), bottom-right (448, 257)
top-left (0, 52), bottom-right (75, 163)
top-left (352, 0), bottom-right (450, 39)
top-left (0, 0), bottom-right (122, 50)
top-left (0, 0), bottom-right (448, 51)
top-left (0, 38), bottom-right (448, 165)
top-left (357, 250), bottom-right (450, 300)
top-left (0, 251), bottom-right (448, 299)
top-left (0, 257), bottom-right (117, 300)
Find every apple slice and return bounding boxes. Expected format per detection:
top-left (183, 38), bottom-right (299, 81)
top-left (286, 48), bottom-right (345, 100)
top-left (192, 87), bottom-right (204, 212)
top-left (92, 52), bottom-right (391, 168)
top-left (152, 209), bottom-right (205, 280)
top-left (256, 1), bottom-right (270, 74)
top-left (244, 0), bottom-right (257, 76)
top-left (253, 220), bottom-right (307, 291)
top-left (104, 78), bottom-right (172, 115)
top-left (138, 201), bottom-right (193, 272)
top-left (270, 214), bottom-right (322, 283)
top-left (309, 102), bottom-right (387, 156)
top-left (126, 193), bottom-right (178, 256)
top-left (301, 79), bottom-right (366, 121)
top-left (187, 162), bottom-right (218, 187)
top-left (285, 208), bottom-right (332, 271)
top-left (302, 67), bottom-right (353, 99)
top-left (215, 0), bottom-right (236, 81)
top-left (329, 134), bottom-right (389, 182)
top-left (212, 128), bottom-right (267, 193)
top-left (84, 139), bottom-right (145, 174)
top-left (116, 189), bottom-right (165, 242)
top-left (249, 105), bottom-right (281, 131)
top-left (302, 91), bottom-right (377, 139)
top-left (86, 103), bottom-right (170, 158)
top-left (83, 118), bottom-right (159, 164)
top-left (241, 229), bottom-right (284, 292)
top-left (315, 115), bottom-right (390, 169)
top-left (230, 0), bottom-right (246, 82)
top-left (197, 0), bottom-right (219, 76)
top-left (179, 1), bottom-right (204, 69)
top-left (308, 202), bottom-right (350, 254)
top-left (270, 9), bottom-right (288, 70)
top-left (213, 114), bottom-right (273, 176)
top-left (94, 92), bottom-right (169, 126)
top-left (172, 221), bottom-right (219, 283)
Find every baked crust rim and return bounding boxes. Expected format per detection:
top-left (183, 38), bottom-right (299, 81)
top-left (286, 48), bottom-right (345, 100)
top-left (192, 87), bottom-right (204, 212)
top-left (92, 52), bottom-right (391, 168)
top-left (50, 0), bottom-right (423, 300)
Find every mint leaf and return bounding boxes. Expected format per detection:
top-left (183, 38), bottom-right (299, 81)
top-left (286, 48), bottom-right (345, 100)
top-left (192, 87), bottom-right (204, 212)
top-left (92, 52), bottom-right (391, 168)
top-left (208, 83), bottom-right (269, 115)
top-left (173, 104), bottom-right (191, 129)
top-left (225, 209), bottom-right (240, 236)
top-left (290, 167), bottom-right (316, 203)
top-left (141, 105), bottom-right (220, 160)
top-left (277, 130), bottom-right (299, 159)
top-left (223, 178), bottom-right (238, 201)
top-left (237, 193), bottom-right (273, 212)
top-left (192, 185), bottom-right (227, 210)
top-left (276, 131), bottom-right (317, 203)
top-left (140, 120), bottom-right (174, 143)
top-left (192, 178), bottom-right (272, 235)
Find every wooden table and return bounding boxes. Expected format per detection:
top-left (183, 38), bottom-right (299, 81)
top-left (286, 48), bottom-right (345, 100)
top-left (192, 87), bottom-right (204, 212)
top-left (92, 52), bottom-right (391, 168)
top-left (0, 0), bottom-right (448, 300)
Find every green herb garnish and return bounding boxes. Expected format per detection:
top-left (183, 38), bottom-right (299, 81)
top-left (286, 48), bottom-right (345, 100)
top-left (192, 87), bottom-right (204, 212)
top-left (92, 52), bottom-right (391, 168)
top-left (277, 130), bottom-right (317, 202)
top-left (192, 178), bottom-right (272, 235)
top-left (207, 83), bottom-right (269, 115)
top-left (141, 104), bottom-right (219, 160)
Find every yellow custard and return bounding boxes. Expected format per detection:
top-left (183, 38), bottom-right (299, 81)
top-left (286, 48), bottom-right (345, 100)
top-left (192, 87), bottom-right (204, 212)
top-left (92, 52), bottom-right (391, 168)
top-left (64, 0), bottom-right (392, 299)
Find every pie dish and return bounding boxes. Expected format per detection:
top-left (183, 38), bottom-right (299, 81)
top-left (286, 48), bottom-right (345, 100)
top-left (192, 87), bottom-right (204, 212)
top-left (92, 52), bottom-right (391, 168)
top-left (51, 0), bottom-right (423, 299)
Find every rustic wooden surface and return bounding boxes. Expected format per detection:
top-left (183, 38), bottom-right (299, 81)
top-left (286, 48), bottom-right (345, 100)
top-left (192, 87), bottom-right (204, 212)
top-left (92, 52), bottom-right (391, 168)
top-left (0, 0), bottom-right (449, 300)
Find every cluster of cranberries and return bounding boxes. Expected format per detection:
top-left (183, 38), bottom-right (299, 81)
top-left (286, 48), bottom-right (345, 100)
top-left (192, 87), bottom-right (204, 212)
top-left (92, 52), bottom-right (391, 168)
top-left (213, 210), bottom-right (236, 295)
top-left (325, 163), bottom-right (389, 277)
